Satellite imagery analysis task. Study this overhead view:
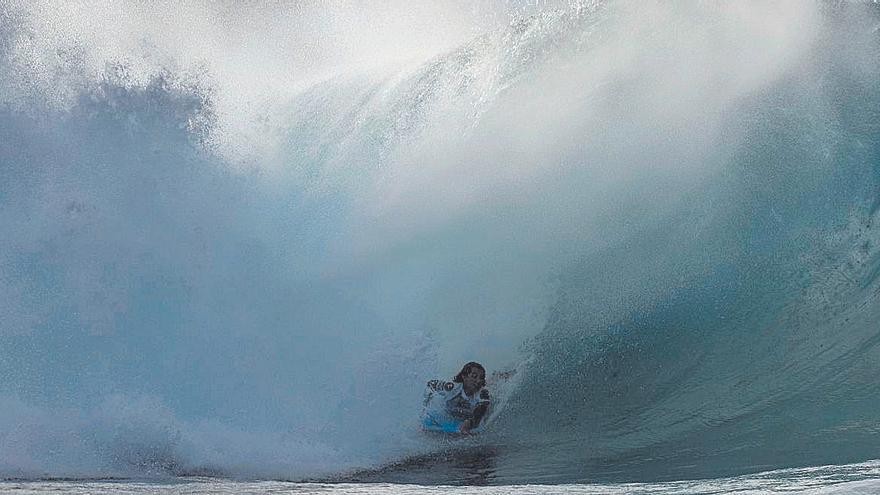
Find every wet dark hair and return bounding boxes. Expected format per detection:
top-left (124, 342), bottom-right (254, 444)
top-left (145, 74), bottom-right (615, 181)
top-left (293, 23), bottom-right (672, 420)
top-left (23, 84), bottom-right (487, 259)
top-left (453, 362), bottom-right (486, 389)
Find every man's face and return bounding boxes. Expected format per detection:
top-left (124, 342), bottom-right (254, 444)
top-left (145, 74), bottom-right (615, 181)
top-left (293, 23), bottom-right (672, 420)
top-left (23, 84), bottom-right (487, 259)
top-left (463, 368), bottom-right (484, 390)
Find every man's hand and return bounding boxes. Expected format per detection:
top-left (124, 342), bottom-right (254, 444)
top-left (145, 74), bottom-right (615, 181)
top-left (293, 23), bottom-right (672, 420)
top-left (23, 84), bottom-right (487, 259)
top-left (459, 419), bottom-right (473, 434)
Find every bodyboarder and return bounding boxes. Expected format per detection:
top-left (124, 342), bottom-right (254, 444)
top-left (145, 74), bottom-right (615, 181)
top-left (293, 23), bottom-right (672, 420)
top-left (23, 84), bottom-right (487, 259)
top-left (421, 362), bottom-right (490, 434)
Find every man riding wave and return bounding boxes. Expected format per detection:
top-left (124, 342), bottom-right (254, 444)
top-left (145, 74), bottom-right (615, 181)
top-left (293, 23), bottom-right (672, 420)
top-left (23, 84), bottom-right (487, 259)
top-left (421, 362), bottom-right (490, 434)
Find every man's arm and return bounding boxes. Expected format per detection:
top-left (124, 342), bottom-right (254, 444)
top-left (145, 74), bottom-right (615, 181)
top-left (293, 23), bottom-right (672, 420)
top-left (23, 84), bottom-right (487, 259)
top-left (427, 380), bottom-right (455, 393)
top-left (460, 389), bottom-right (490, 433)
top-left (424, 379), bottom-right (454, 407)
top-left (471, 389), bottom-right (490, 427)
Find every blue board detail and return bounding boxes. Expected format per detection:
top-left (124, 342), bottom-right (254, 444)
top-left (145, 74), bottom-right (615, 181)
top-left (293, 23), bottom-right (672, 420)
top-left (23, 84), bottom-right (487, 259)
top-left (420, 412), bottom-right (483, 434)
top-left (421, 413), bottom-right (463, 433)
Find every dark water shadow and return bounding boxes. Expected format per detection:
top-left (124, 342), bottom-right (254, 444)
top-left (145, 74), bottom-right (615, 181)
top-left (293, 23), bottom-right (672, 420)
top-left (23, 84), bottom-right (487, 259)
top-left (338, 444), bottom-right (501, 486)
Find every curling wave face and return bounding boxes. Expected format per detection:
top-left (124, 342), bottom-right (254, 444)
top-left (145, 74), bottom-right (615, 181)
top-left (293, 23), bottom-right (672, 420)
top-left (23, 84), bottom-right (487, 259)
top-left (1, 0), bottom-right (879, 484)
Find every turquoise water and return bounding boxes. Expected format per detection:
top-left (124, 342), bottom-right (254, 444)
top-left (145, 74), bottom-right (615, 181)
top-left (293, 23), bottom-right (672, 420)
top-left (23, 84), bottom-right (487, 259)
top-left (1, 0), bottom-right (880, 486)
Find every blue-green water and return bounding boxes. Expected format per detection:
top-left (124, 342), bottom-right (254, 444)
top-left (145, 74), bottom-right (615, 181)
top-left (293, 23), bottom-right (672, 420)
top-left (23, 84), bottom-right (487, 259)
top-left (1, 0), bottom-right (880, 486)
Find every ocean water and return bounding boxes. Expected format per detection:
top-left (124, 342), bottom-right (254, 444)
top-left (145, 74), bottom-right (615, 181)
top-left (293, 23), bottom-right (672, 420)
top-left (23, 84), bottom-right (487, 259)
top-left (2, 0), bottom-right (880, 491)
top-left (5, 461), bottom-right (880, 495)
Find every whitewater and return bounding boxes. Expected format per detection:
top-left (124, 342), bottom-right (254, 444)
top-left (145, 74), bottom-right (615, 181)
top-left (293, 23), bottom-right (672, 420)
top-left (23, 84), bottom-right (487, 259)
top-left (1, 0), bottom-right (880, 491)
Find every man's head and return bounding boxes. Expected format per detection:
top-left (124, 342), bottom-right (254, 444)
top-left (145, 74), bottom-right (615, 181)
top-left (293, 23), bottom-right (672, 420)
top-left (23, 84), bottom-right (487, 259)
top-left (454, 361), bottom-right (486, 390)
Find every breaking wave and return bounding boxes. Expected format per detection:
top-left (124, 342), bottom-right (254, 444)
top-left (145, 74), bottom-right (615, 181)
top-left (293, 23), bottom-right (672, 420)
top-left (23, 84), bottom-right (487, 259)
top-left (1, 0), bottom-right (879, 484)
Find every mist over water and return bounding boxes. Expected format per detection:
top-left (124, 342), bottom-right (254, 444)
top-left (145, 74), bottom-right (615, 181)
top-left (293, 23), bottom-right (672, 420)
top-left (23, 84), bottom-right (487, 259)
top-left (1, 0), bottom-right (879, 484)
